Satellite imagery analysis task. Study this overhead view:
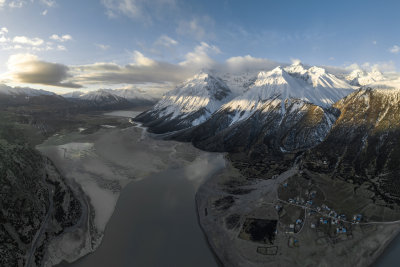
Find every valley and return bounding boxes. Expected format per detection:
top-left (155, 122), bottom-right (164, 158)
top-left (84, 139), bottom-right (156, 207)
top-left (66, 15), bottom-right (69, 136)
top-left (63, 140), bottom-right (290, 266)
top-left (2, 61), bottom-right (400, 267)
top-left (2, 1), bottom-right (400, 266)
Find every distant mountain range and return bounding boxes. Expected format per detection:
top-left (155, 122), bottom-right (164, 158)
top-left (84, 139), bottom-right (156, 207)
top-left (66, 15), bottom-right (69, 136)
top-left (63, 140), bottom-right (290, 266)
top-left (62, 88), bottom-right (157, 103)
top-left (0, 85), bottom-right (157, 109)
top-left (0, 84), bottom-right (55, 97)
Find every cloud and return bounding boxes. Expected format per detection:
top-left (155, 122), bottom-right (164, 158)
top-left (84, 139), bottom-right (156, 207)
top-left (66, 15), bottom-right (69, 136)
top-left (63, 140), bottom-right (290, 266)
top-left (95, 43), bottom-right (110, 50)
top-left (0, 27), bottom-right (8, 34)
top-left (70, 43), bottom-right (219, 86)
top-left (13, 36), bottom-right (44, 46)
top-left (50, 34), bottom-right (72, 42)
top-left (179, 42), bottom-right (220, 68)
top-left (101, 0), bottom-right (176, 23)
top-left (0, 29), bottom-right (70, 51)
top-left (68, 41), bottom-right (288, 90)
top-left (176, 16), bottom-right (214, 40)
top-left (42, 9), bottom-right (48, 15)
top-left (390, 45), bottom-right (400, 54)
top-left (290, 58), bottom-right (302, 65)
top-left (224, 55), bottom-right (280, 73)
top-left (363, 61), bottom-right (396, 73)
top-left (8, 0), bottom-right (25, 8)
top-left (372, 40), bottom-right (377, 45)
top-left (40, 0), bottom-right (55, 7)
top-left (56, 45), bottom-right (66, 51)
top-left (324, 60), bottom-right (397, 76)
top-left (72, 61), bottom-right (187, 85)
top-left (4, 53), bottom-right (81, 88)
top-left (132, 51), bottom-right (156, 66)
top-left (154, 35), bottom-right (178, 47)
top-left (71, 51), bottom-right (189, 85)
top-left (0, 0), bottom-right (56, 9)
top-left (74, 62), bottom-right (122, 72)
top-left (69, 42), bottom-right (283, 89)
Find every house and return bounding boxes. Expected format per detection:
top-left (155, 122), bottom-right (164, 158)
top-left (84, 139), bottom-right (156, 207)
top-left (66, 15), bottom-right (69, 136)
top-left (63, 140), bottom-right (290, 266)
top-left (336, 227), bottom-right (347, 234)
top-left (319, 217), bottom-right (328, 224)
top-left (352, 214), bottom-right (363, 222)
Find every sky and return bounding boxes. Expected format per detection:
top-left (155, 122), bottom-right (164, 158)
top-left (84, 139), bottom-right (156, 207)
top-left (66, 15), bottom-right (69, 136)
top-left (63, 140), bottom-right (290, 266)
top-left (0, 0), bottom-right (400, 94)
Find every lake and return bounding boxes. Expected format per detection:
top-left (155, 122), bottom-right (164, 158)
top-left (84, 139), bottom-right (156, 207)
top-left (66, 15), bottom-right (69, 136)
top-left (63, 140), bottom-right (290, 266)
top-left (40, 110), bottom-right (223, 267)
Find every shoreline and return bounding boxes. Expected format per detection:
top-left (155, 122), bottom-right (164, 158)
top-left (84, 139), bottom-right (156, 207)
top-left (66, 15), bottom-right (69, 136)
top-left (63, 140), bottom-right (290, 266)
top-left (371, 226), bottom-right (400, 266)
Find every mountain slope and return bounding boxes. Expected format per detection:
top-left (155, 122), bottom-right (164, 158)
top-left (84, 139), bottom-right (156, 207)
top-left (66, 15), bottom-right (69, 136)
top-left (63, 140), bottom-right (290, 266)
top-left (303, 87), bottom-right (400, 203)
top-left (175, 97), bottom-right (337, 153)
top-left (135, 72), bottom-right (232, 133)
top-left (0, 132), bottom-right (82, 266)
top-left (169, 65), bottom-right (351, 154)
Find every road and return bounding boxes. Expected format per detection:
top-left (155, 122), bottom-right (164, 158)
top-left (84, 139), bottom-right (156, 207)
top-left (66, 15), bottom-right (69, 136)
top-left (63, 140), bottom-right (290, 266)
top-left (25, 180), bottom-right (54, 267)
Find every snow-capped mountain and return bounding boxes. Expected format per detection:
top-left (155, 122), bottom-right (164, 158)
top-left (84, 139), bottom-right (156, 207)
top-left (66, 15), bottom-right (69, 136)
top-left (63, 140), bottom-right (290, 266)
top-left (0, 84), bottom-right (54, 97)
top-left (135, 72), bottom-right (232, 133)
top-left (136, 63), bottom-right (355, 153)
top-left (346, 68), bottom-right (385, 86)
top-left (213, 64), bottom-right (353, 126)
top-left (112, 88), bottom-right (157, 102)
top-left (65, 89), bottom-right (129, 105)
top-left (62, 88), bottom-right (157, 107)
top-left (219, 71), bottom-right (258, 95)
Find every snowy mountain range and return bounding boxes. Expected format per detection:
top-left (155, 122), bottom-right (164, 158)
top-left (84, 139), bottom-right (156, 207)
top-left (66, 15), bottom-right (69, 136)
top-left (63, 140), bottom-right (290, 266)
top-left (135, 62), bottom-right (400, 162)
top-left (62, 88), bottom-right (157, 104)
top-left (218, 63), bottom-right (353, 126)
top-left (0, 84), bottom-right (54, 97)
top-left (136, 63), bottom-right (355, 137)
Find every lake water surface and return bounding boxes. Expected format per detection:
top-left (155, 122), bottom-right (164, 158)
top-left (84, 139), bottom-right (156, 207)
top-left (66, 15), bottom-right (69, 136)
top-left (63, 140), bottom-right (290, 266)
top-left (49, 110), bottom-right (223, 267)
top-left (70, 164), bottom-right (220, 267)
top-left (373, 232), bottom-right (400, 267)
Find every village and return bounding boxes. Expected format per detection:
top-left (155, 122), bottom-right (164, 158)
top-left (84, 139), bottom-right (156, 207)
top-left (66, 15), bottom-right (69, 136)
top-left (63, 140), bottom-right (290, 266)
top-left (275, 171), bottom-right (366, 249)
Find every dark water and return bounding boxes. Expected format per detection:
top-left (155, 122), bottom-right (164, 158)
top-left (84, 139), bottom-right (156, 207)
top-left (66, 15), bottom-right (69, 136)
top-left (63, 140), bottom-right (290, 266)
top-left (374, 233), bottom-right (400, 267)
top-left (70, 165), bottom-right (220, 267)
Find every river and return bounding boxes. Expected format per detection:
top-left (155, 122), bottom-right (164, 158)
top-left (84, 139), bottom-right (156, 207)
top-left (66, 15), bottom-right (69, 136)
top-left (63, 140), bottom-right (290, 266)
top-left (39, 110), bottom-right (223, 267)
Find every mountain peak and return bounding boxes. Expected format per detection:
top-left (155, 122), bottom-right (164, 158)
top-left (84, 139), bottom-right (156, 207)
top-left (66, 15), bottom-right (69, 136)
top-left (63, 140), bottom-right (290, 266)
top-left (346, 68), bottom-right (385, 86)
top-left (308, 66), bottom-right (326, 75)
